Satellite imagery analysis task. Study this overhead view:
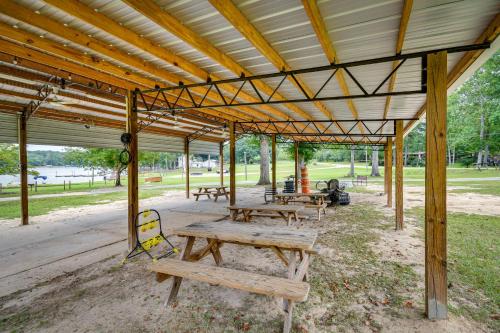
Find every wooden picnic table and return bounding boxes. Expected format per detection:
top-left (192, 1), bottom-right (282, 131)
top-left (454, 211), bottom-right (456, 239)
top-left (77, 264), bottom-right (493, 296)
top-left (275, 193), bottom-right (328, 221)
top-left (150, 221), bottom-right (318, 333)
top-left (228, 204), bottom-right (304, 225)
top-left (192, 185), bottom-right (229, 201)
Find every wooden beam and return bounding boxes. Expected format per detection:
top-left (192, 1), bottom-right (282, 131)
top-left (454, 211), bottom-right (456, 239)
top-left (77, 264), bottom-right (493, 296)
top-left (0, 23), bottom-right (250, 124)
top-left (386, 139), bottom-right (393, 207)
top-left (18, 111), bottom-right (28, 226)
top-left (219, 142), bottom-right (224, 187)
top-left (229, 122), bottom-right (236, 206)
top-left (42, 0), bottom-right (292, 122)
top-left (425, 51), bottom-right (448, 320)
top-left (404, 13), bottom-right (499, 133)
top-left (185, 137), bottom-right (190, 199)
top-left (272, 134), bottom-right (277, 191)
top-left (384, 145), bottom-right (388, 194)
top-left (126, 90), bottom-right (138, 251)
top-left (294, 142), bottom-right (299, 192)
top-left (301, 0), bottom-right (363, 133)
top-left (121, 0), bottom-right (317, 124)
top-left (383, 0), bottom-right (413, 119)
top-left (0, 1), bottom-right (273, 122)
top-left (209, 0), bottom-right (339, 126)
top-left (395, 120), bottom-right (404, 230)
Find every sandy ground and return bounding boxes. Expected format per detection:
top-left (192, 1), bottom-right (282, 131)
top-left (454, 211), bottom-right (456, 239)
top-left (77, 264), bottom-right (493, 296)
top-left (0, 185), bottom-right (497, 332)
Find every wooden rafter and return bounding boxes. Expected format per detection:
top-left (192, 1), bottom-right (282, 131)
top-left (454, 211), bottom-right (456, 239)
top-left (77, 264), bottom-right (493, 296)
top-left (209, 0), bottom-right (338, 123)
top-left (404, 13), bottom-right (500, 133)
top-left (301, 0), bottom-right (364, 133)
top-left (0, 0), bottom-right (276, 123)
top-left (383, 0), bottom-right (413, 120)
top-left (120, 0), bottom-right (320, 124)
top-left (42, 0), bottom-right (293, 122)
top-left (0, 36), bottom-right (245, 124)
top-left (0, 22), bottom-right (253, 123)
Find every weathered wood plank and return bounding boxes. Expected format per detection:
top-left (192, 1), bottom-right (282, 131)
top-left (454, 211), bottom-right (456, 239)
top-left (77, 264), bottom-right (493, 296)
top-left (166, 236), bottom-right (196, 305)
top-left (151, 259), bottom-right (310, 302)
top-left (18, 112), bottom-right (28, 226)
top-left (425, 51), bottom-right (448, 320)
top-left (228, 205), bottom-right (304, 213)
top-left (229, 122), bottom-right (236, 205)
top-left (386, 139), bottom-right (393, 207)
top-left (126, 91), bottom-right (138, 250)
top-left (395, 120), bottom-right (404, 230)
top-left (173, 221), bottom-right (317, 251)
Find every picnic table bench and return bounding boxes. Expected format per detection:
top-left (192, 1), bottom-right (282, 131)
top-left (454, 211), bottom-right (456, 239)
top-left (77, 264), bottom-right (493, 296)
top-left (228, 204), bottom-right (304, 225)
top-left (192, 186), bottom-right (229, 201)
top-left (150, 221), bottom-right (318, 333)
top-left (275, 193), bottom-right (328, 221)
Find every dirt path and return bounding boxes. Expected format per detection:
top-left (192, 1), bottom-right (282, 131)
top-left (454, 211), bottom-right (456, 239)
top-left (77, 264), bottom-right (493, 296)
top-left (0, 186), bottom-right (493, 332)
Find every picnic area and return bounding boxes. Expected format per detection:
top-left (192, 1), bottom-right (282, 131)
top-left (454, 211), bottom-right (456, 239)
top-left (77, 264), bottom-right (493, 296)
top-left (0, 0), bottom-right (499, 333)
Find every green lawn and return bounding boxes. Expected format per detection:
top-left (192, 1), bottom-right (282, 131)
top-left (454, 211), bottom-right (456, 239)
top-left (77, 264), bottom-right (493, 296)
top-left (407, 208), bottom-right (500, 330)
top-left (0, 188), bottom-right (165, 220)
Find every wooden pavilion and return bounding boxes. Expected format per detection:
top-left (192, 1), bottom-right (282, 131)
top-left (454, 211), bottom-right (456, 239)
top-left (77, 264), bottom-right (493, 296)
top-left (0, 0), bottom-right (498, 321)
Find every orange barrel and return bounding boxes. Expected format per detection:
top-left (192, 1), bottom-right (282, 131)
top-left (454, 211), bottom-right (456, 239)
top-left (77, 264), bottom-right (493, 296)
top-left (300, 166), bottom-right (310, 193)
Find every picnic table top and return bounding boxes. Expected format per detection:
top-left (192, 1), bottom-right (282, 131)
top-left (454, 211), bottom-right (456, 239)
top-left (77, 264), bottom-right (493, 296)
top-left (197, 185), bottom-right (227, 189)
top-left (173, 221), bottom-right (317, 251)
top-left (275, 192), bottom-right (327, 197)
top-left (228, 204), bottom-right (303, 212)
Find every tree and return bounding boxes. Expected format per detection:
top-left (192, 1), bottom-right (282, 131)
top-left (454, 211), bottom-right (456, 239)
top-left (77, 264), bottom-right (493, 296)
top-left (371, 146), bottom-right (380, 176)
top-left (256, 135), bottom-right (271, 185)
top-left (65, 148), bottom-right (126, 186)
top-left (348, 147), bottom-right (355, 177)
top-left (0, 144), bottom-right (19, 175)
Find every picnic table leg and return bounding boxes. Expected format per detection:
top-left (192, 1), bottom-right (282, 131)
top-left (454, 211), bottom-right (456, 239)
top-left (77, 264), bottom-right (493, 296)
top-left (223, 188), bottom-right (229, 200)
top-left (243, 210), bottom-right (252, 222)
top-left (283, 250), bottom-right (297, 333)
top-left (208, 239), bottom-right (223, 266)
top-left (214, 190), bottom-right (219, 202)
top-left (166, 236), bottom-right (196, 306)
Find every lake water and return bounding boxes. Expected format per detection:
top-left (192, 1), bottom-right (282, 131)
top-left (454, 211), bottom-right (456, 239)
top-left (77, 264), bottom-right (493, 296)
top-left (0, 166), bottom-right (106, 185)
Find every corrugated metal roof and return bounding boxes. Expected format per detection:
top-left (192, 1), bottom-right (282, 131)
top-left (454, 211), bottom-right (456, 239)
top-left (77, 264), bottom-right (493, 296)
top-left (0, 0), bottom-right (498, 144)
top-left (0, 112), bottom-right (219, 154)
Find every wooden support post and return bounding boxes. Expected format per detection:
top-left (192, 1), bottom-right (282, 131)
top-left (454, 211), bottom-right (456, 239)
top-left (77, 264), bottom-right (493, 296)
top-left (126, 90), bottom-right (138, 251)
top-left (395, 120), bottom-right (404, 229)
top-left (184, 137), bottom-right (190, 199)
top-left (425, 51), bottom-right (448, 319)
top-left (219, 141), bottom-right (224, 187)
top-left (18, 111), bottom-right (28, 226)
top-left (229, 122), bottom-right (236, 206)
top-left (271, 134), bottom-right (277, 191)
top-left (386, 139), bottom-right (393, 207)
top-left (294, 141), bottom-right (299, 192)
top-left (384, 145), bottom-right (388, 194)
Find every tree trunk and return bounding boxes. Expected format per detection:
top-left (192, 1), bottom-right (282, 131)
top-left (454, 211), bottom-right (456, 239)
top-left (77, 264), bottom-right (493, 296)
top-left (484, 144), bottom-right (489, 166)
top-left (477, 112), bottom-right (485, 167)
top-left (371, 146), bottom-right (380, 176)
top-left (348, 147), bottom-right (355, 177)
top-left (256, 135), bottom-right (271, 185)
top-left (114, 165), bottom-right (122, 186)
top-left (404, 143), bottom-right (408, 166)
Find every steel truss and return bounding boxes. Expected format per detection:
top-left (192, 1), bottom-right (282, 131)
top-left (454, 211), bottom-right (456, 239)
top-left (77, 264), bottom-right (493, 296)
top-left (24, 83), bottom-right (53, 120)
top-left (134, 43), bottom-right (489, 113)
top-left (277, 141), bottom-right (386, 150)
top-left (134, 90), bottom-right (226, 133)
top-left (235, 118), bottom-right (412, 144)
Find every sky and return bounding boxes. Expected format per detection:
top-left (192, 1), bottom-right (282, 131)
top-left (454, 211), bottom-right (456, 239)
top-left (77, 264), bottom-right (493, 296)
top-left (27, 145), bottom-right (68, 152)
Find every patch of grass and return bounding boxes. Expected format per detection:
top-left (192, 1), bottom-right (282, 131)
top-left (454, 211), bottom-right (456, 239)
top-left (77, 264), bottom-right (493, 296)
top-left (406, 208), bottom-right (500, 330)
top-left (302, 204), bottom-right (419, 331)
top-left (0, 188), bottom-right (166, 219)
top-left (449, 180), bottom-right (500, 196)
